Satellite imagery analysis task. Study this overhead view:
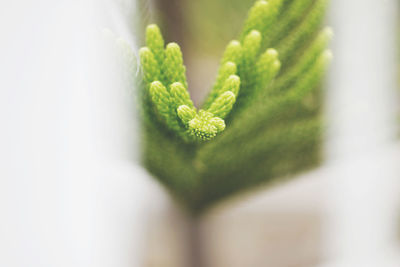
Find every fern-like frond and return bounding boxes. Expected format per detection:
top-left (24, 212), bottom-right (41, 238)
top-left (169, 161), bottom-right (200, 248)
top-left (140, 24), bottom-right (244, 141)
top-left (137, 0), bottom-right (331, 212)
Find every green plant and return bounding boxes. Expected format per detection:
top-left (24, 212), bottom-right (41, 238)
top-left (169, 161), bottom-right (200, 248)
top-left (138, 0), bottom-right (331, 213)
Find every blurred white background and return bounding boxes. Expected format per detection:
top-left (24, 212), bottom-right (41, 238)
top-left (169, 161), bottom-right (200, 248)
top-left (323, 0), bottom-right (400, 266)
top-left (0, 1), bottom-right (166, 266)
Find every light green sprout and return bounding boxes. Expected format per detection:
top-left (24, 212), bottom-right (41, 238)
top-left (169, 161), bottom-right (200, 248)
top-left (137, 0), bottom-right (332, 212)
top-left (140, 20), bottom-right (282, 141)
top-left (140, 24), bottom-right (248, 141)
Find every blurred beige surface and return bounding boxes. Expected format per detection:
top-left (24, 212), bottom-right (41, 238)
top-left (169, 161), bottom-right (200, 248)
top-left (203, 212), bottom-right (321, 267)
top-left (144, 169), bottom-right (326, 267)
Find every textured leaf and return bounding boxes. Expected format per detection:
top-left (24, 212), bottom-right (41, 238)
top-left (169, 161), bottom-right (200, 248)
top-left (136, 0), bottom-right (331, 212)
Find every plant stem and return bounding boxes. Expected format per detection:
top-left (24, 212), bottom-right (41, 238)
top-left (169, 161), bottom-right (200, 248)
top-left (186, 215), bottom-right (205, 267)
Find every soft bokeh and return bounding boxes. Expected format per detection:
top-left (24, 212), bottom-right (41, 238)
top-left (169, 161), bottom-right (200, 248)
top-left (1, 1), bottom-right (400, 267)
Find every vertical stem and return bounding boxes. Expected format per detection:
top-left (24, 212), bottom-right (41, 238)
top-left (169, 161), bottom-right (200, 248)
top-left (187, 215), bottom-right (205, 267)
top-left (146, 2), bottom-right (205, 265)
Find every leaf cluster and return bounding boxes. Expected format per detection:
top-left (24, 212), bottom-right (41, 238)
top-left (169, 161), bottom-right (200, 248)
top-left (137, 0), bottom-right (332, 213)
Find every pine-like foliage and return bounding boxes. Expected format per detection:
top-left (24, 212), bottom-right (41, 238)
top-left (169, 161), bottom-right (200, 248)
top-left (138, 0), bottom-right (332, 213)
